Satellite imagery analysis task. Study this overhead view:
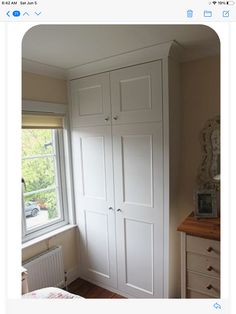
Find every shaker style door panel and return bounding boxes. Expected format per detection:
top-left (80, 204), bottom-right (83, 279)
top-left (110, 61), bottom-right (163, 124)
top-left (70, 73), bottom-right (111, 127)
top-left (113, 123), bottom-right (164, 297)
top-left (71, 126), bottom-right (117, 288)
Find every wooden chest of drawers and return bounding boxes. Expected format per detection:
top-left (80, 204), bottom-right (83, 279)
top-left (178, 213), bottom-right (220, 298)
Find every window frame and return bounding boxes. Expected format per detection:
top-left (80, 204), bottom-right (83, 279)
top-left (22, 100), bottom-right (75, 243)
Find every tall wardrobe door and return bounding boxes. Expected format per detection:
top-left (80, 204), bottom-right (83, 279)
top-left (72, 126), bottom-right (117, 288)
top-left (110, 60), bottom-right (162, 125)
top-left (113, 122), bottom-right (164, 298)
top-left (70, 73), bottom-right (111, 127)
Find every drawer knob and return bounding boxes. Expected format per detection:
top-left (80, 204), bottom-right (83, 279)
top-left (206, 284), bottom-right (213, 290)
top-left (207, 266), bottom-right (213, 271)
top-left (206, 246), bottom-right (213, 252)
top-left (113, 116), bottom-right (118, 120)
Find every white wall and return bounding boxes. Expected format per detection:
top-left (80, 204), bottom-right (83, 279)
top-left (22, 71), bottom-right (68, 104)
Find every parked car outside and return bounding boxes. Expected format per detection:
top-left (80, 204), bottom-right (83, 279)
top-left (25, 201), bottom-right (40, 217)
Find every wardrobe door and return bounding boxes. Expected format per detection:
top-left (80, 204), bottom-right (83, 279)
top-left (110, 60), bottom-right (162, 125)
top-left (70, 73), bottom-right (111, 127)
top-left (72, 126), bottom-right (117, 288)
top-left (113, 123), bottom-right (164, 298)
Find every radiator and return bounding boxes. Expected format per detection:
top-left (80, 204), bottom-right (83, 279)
top-left (23, 246), bottom-right (65, 292)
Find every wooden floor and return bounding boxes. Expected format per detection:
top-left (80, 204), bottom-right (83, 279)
top-left (67, 278), bottom-right (126, 299)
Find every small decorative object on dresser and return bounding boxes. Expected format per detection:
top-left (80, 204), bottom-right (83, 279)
top-left (195, 190), bottom-right (217, 218)
top-left (177, 212), bottom-right (220, 298)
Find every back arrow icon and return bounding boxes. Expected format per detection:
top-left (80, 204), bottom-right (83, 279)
top-left (6, 11), bottom-right (10, 17)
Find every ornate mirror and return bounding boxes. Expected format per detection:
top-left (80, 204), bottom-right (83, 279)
top-left (197, 116), bottom-right (220, 190)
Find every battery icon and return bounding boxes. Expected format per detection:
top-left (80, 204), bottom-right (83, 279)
top-left (227, 1), bottom-right (235, 4)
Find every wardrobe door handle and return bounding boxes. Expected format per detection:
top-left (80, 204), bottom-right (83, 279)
top-left (108, 207), bottom-right (113, 211)
top-left (105, 116), bottom-right (109, 122)
top-left (207, 266), bottom-right (213, 271)
top-left (116, 208), bottom-right (122, 212)
top-left (113, 115), bottom-right (118, 120)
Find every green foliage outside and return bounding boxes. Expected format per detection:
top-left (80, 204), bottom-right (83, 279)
top-left (22, 129), bottom-right (58, 220)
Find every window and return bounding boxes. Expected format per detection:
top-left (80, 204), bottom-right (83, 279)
top-left (22, 109), bottom-right (70, 242)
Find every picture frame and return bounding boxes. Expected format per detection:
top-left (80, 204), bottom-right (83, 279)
top-left (194, 190), bottom-right (217, 218)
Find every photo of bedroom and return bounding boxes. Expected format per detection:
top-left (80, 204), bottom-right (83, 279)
top-left (21, 24), bottom-right (220, 299)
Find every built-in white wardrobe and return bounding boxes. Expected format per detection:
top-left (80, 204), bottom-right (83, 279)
top-left (69, 42), bottom-right (181, 298)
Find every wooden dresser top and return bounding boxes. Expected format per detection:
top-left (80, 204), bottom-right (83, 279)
top-left (177, 212), bottom-right (220, 241)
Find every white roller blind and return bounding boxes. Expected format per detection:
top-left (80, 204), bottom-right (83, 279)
top-left (22, 113), bottom-right (64, 129)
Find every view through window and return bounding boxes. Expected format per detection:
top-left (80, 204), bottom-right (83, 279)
top-left (22, 129), bottom-right (62, 233)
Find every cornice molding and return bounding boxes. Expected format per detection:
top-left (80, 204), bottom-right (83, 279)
top-left (68, 41), bottom-right (182, 80)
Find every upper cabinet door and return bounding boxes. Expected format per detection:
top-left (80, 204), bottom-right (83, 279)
top-left (70, 73), bottom-right (111, 127)
top-left (110, 60), bottom-right (163, 124)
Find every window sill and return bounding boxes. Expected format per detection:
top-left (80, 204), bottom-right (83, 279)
top-left (22, 224), bottom-right (77, 249)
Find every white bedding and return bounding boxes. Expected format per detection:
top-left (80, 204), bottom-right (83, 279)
top-left (22, 287), bottom-right (82, 299)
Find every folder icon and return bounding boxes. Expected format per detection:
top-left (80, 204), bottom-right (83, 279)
top-left (204, 10), bottom-right (212, 17)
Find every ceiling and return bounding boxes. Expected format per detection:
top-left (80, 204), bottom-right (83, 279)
top-left (22, 25), bottom-right (220, 70)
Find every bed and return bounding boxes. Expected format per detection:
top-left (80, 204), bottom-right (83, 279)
top-left (22, 287), bottom-right (82, 299)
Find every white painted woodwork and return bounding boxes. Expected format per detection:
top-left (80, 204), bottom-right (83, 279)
top-left (187, 252), bottom-right (220, 278)
top-left (186, 235), bottom-right (220, 258)
top-left (124, 219), bottom-right (153, 293)
top-left (113, 123), bottom-right (164, 298)
top-left (70, 73), bottom-right (111, 127)
top-left (167, 58), bottom-right (181, 298)
top-left (187, 271), bottom-right (220, 298)
top-left (181, 234), bottom-right (220, 298)
top-left (70, 42), bottom-right (181, 298)
top-left (85, 211), bottom-right (109, 275)
top-left (186, 290), bottom-right (211, 298)
top-left (180, 233), bottom-right (186, 298)
top-left (71, 126), bottom-right (117, 287)
top-left (110, 61), bottom-right (162, 124)
top-left (81, 136), bottom-right (106, 199)
top-left (68, 42), bottom-right (180, 80)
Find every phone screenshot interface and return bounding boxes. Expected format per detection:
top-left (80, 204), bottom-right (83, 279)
top-left (0, 1), bottom-right (235, 313)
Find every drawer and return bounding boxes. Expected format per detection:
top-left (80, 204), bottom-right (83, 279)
top-left (187, 252), bottom-right (220, 278)
top-left (186, 235), bottom-right (220, 258)
top-left (187, 289), bottom-right (213, 299)
top-left (187, 271), bottom-right (220, 298)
